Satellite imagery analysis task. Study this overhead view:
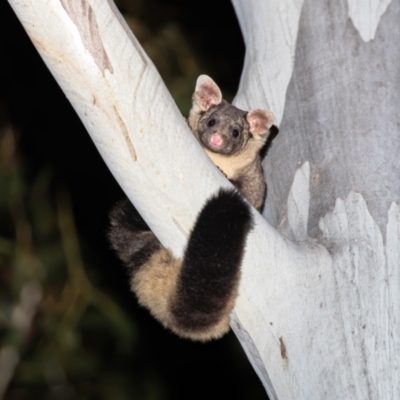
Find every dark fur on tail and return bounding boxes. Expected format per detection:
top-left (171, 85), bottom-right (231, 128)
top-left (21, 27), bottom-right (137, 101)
top-left (108, 199), bottom-right (161, 274)
top-left (108, 189), bottom-right (253, 341)
top-left (171, 189), bottom-right (253, 334)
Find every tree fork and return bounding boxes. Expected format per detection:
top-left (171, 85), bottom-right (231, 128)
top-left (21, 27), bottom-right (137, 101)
top-left (8, 0), bottom-right (400, 398)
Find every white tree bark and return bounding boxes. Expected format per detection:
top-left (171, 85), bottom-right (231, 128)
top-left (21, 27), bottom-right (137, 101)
top-left (8, 0), bottom-right (400, 399)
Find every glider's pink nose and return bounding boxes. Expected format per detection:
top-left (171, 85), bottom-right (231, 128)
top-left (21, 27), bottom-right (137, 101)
top-left (210, 134), bottom-right (223, 147)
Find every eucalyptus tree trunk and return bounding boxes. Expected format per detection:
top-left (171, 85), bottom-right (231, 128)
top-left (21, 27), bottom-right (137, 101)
top-left (8, 0), bottom-right (400, 399)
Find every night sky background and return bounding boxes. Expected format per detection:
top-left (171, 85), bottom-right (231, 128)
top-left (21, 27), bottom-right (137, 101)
top-left (0, 1), bottom-right (268, 399)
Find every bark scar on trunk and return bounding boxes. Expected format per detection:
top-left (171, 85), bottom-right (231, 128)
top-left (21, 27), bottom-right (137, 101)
top-left (60, 0), bottom-right (114, 75)
top-left (113, 106), bottom-right (137, 161)
top-left (280, 336), bottom-right (288, 361)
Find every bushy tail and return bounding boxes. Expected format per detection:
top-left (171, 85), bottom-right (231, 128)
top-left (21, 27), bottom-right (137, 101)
top-left (108, 189), bottom-right (253, 341)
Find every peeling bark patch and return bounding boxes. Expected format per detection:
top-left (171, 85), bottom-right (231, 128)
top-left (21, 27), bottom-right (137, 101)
top-left (113, 106), bottom-right (136, 161)
top-left (279, 337), bottom-right (287, 360)
top-left (347, 0), bottom-right (392, 42)
top-left (282, 161), bottom-right (310, 241)
top-left (318, 193), bottom-right (399, 398)
top-left (60, 0), bottom-right (113, 75)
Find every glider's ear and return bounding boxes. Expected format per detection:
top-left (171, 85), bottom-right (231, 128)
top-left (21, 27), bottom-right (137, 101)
top-left (192, 75), bottom-right (223, 111)
top-left (246, 109), bottom-right (275, 140)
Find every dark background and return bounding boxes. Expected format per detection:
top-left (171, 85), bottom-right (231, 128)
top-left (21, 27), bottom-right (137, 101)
top-left (0, 1), bottom-right (268, 399)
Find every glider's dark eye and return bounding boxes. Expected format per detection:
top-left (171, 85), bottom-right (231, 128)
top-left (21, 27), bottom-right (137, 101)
top-left (231, 128), bottom-right (240, 138)
top-left (207, 118), bottom-right (216, 127)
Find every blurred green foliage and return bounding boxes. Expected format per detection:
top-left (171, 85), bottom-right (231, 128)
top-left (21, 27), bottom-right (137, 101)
top-left (0, 121), bottom-right (163, 399)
